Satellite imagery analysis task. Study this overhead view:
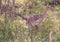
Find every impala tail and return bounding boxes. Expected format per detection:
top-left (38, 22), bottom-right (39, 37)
top-left (17, 14), bottom-right (28, 20)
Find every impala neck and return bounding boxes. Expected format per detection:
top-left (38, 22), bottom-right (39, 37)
top-left (42, 7), bottom-right (49, 14)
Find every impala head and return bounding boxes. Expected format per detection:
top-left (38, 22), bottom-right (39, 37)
top-left (42, 5), bottom-right (54, 14)
top-left (45, 5), bottom-right (54, 10)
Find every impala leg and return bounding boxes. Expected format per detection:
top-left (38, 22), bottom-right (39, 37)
top-left (30, 31), bottom-right (33, 42)
top-left (36, 23), bottom-right (43, 41)
top-left (28, 25), bottom-right (33, 42)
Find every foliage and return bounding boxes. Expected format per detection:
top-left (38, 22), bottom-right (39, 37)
top-left (0, 0), bottom-right (60, 42)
